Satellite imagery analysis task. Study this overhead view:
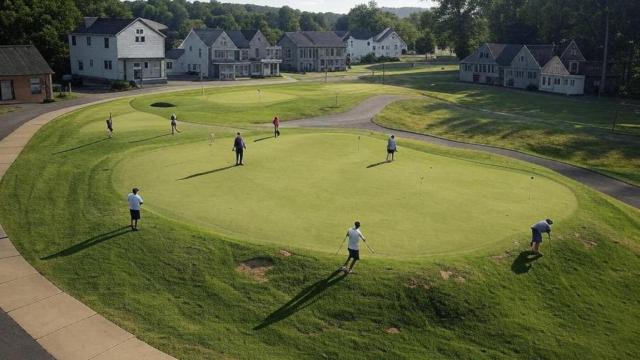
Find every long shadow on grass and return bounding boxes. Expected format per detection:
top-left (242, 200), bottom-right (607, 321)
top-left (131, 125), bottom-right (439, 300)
top-left (254, 270), bottom-right (347, 330)
top-left (41, 226), bottom-right (131, 260)
top-left (129, 133), bottom-right (171, 143)
top-left (367, 161), bottom-right (390, 168)
top-left (511, 251), bottom-right (543, 274)
top-left (254, 136), bottom-right (274, 142)
top-left (52, 138), bottom-right (109, 154)
top-left (179, 165), bottom-right (236, 180)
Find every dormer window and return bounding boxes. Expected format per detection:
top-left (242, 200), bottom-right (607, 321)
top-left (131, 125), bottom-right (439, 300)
top-left (136, 29), bottom-right (144, 34)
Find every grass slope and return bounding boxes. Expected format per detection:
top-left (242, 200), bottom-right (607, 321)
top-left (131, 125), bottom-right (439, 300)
top-left (0, 85), bottom-right (639, 359)
top-left (370, 71), bottom-right (640, 186)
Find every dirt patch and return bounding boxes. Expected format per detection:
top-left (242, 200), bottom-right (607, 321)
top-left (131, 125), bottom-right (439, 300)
top-left (582, 240), bottom-right (597, 249)
top-left (491, 250), bottom-right (514, 262)
top-left (440, 270), bottom-right (453, 280)
top-left (385, 327), bottom-right (400, 334)
top-left (278, 250), bottom-right (292, 257)
top-left (440, 270), bottom-right (465, 283)
top-left (236, 257), bottom-right (274, 282)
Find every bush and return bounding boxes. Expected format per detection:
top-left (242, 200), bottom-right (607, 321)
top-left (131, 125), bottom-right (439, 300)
top-left (43, 98), bottom-right (55, 103)
top-left (358, 54), bottom-right (401, 65)
top-left (526, 84), bottom-right (538, 91)
top-left (110, 80), bottom-right (130, 91)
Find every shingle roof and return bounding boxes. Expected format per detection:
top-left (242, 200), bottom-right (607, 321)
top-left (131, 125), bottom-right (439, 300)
top-left (495, 44), bottom-right (523, 66)
top-left (71, 17), bottom-right (167, 36)
top-left (282, 31), bottom-right (345, 47)
top-left (165, 48), bottom-right (185, 60)
top-left (527, 45), bottom-right (555, 67)
top-left (226, 30), bottom-right (250, 48)
top-left (334, 31), bottom-right (350, 41)
top-left (193, 29), bottom-right (225, 46)
top-left (373, 27), bottom-right (394, 42)
top-left (0, 45), bottom-right (53, 76)
top-left (241, 30), bottom-right (258, 41)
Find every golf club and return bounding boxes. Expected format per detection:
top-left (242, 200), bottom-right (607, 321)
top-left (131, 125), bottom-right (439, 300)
top-left (548, 232), bottom-right (552, 256)
top-left (364, 241), bottom-right (376, 254)
top-left (335, 237), bottom-right (346, 255)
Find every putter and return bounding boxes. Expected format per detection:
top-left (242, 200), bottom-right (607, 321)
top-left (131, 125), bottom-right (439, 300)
top-left (335, 237), bottom-right (346, 255)
top-left (548, 232), bottom-right (552, 256)
top-left (364, 241), bottom-right (375, 254)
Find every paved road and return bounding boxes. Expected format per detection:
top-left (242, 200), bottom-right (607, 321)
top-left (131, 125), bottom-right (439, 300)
top-left (285, 95), bottom-right (640, 209)
top-left (0, 311), bottom-right (53, 360)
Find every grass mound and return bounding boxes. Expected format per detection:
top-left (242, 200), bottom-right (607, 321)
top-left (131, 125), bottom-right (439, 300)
top-left (0, 85), bottom-right (639, 359)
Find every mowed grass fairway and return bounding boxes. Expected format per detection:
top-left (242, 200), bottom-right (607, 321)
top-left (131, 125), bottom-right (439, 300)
top-left (114, 132), bottom-right (576, 257)
top-left (1, 80), bottom-right (639, 359)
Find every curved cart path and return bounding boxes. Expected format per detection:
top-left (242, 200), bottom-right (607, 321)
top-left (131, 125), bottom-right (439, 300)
top-left (285, 95), bottom-right (640, 209)
top-left (0, 91), bottom-right (638, 360)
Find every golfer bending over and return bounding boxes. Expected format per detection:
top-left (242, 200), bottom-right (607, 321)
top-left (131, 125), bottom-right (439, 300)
top-left (106, 113), bottom-right (113, 138)
top-left (387, 135), bottom-right (397, 162)
top-left (127, 188), bottom-right (143, 231)
top-left (233, 132), bottom-right (247, 166)
top-left (341, 221), bottom-right (367, 274)
top-left (170, 113), bottom-right (180, 135)
top-left (530, 218), bottom-right (553, 254)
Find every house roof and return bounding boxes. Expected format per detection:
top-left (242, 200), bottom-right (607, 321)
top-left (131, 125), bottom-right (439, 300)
top-left (494, 44), bottom-right (523, 66)
top-left (527, 45), bottom-right (555, 67)
top-left (193, 29), bottom-right (225, 46)
top-left (165, 48), bottom-right (185, 60)
top-left (282, 31), bottom-right (345, 47)
top-left (541, 56), bottom-right (570, 75)
top-left (226, 30), bottom-right (250, 48)
top-left (241, 30), bottom-right (258, 41)
top-left (334, 31), bottom-right (349, 41)
top-left (373, 27), bottom-right (395, 42)
top-left (71, 17), bottom-right (167, 36)
top-left (0, 45), bottom-right (54, 76)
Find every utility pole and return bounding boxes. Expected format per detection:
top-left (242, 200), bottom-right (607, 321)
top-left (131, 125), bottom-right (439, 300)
top-left (599, 0), bottom-right (609, 97)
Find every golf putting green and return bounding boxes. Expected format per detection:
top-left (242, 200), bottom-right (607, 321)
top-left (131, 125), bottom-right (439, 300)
top-left (113, 132), bottom-right (577, 257)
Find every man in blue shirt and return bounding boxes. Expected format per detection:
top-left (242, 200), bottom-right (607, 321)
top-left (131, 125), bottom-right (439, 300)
top-left (530, 219), bottom-right (553, 254)
top-left (386, 135), bottom-right (397, 162)
top-left (232, 132), bottom-right (247, 166)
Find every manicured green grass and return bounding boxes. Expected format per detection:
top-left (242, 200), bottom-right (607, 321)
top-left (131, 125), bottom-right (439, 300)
top-left (370, 72), bottom-right (640, 186)
top-left (130, 82), bottom-right (415, 125)
top-left (113, 132), bottom-right (576, 257)
top-left (1, 84), bottom-right (639, 359)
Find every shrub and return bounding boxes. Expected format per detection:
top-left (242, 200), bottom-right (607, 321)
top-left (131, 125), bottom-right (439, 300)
top-left (43, 98), bottom-right (55, 103)
top-left (526, 84), bottom-right (538, 91)
top-left (110, 80), bottom-right (130, 91)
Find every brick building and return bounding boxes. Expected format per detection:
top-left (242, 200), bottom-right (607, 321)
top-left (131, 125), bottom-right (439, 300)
top-left (0, 45), bottom-right (54, 103)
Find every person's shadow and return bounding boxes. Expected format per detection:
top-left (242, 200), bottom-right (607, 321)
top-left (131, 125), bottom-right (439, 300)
top-left (253, 270), bottom-right (347, 330)
top-left (511, 250), bottom-right (543, 274)
top-left (41, 226), bottom-right (131, 260)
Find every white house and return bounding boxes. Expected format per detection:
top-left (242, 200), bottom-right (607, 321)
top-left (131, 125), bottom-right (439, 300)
top-left (337, 27), bottom-right (407, 63)
top-left (540, 56), bottom-right (585, 95)
top-left (69, 17), bottom-right (167, 83)
top-left (167, 29), bottom-right (280, 80)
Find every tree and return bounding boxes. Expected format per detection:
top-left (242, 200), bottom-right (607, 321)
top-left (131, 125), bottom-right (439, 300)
top-left (74, 0), bottom-right (131, 18)
top-left (395, 20), bottom-right (419, 51)
top-left (278, 6), bottom-right (300, 31)
top-left (434, 0), bottom-right (488, 60)
top-left (300, 12), bottom-right (321, 31)
top-left (416, 29), bottom-right (436, 54)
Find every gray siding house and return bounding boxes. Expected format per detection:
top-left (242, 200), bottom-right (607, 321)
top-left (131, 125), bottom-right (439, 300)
top-left (278, 32), bottom-right (346, 72)
top-left (460, 41), bottom-right (587, 95)
top-left (69, 17), bottom-right (167, 83)
top-left (168, 29), bottom-right (280, 80)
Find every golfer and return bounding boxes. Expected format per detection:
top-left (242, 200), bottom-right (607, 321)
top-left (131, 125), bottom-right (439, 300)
top-left (341, 221), bottom-right (367, 274)
top-left (232, 132), bottom-right (246, 166)
top-left (127, 188), bottom-right (144, 231)
top-left (272, 116), bottom-right (281, 138)
top-left (106, 113), bottom-right (113, 138)
top-left (170, 113), bottom-right (180, 135)
top-left (386, 135), bottom-right (397, 162)
top-left (530, 218), bottom-right (553, 254)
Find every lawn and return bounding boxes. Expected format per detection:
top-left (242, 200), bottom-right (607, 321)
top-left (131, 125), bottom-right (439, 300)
top-left (371, 71), bottom-right (640, 186)
top-left (0, 83), bottom-right (639, 359)
top-left (130, 82), bottom-right (415, 125)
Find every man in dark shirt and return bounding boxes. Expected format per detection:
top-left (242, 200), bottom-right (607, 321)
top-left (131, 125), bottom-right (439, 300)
top-left (232, 132), bottom-right (247, 166)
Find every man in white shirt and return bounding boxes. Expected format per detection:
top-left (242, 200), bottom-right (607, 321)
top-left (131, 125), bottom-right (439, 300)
top-left (340, 221), bottom-right (367, 274)
top-left (127, 187), bottom-right (144, 231)
top-left (530, 218), bottom-right (553, 254)
top-left (386, 135), bottom-right (398, 162)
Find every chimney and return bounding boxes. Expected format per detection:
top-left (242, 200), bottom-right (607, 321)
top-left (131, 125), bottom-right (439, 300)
top-left (84, 17), bottom-right (98, 28)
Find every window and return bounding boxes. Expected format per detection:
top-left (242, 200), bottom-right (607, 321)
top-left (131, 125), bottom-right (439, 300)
top-left (367, 41), bottom-right (370, 46)
top-left (135, 36), bottom-right (145, 43)
top-left (214, 50), bottom-right (224, 58)
top-left (350, 40), bottom-right (353, 47)
top-left (144, 62), bottom-right (148, 69)
top-left (255, 48), bottom-right (259, 58)
top-left (299, 49), bottom-right (303, 58)
top-left (78, 61), bottom-right (84, 71)
top-left (198, 48), bottom-right (202, 58)
top-left (30, 78), bottom-right (41, 94)
top-left (71, 36), bottom-right (76, 46)
top-left (86, 36), bottom-right (91, 46)
top-left (89, 59), bottom-right (93, 67)
top-left (520, 55), bottom-right (524, 62)
top-left (167, 61), bottom-right (173, 70)
top-left (474, 64), bottom-right (478, 72)
top-left (104, 37), bottom-right (109, 48)
top-left (372, 46), bottom-right (376, 51)
top-left (570, 61), bottom-right (578, 73)
top-left (189, 46), bottom-right (193, 52)
top-left (285, 48), bottom-right (291, 59)
top-left (104, 60), bottom-right (112, 70)
top-left (542, 77), bottom-right (546, 85)
top-left (571, 47), bottom-right (577, 56)
top-left (136, 29), bottom-right (144, 34)
top-left (564, 79), bottom-right (568, 85)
